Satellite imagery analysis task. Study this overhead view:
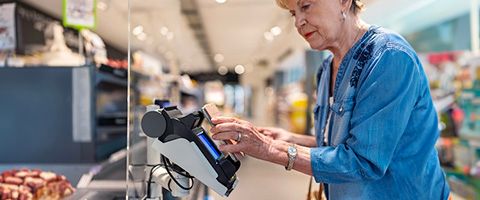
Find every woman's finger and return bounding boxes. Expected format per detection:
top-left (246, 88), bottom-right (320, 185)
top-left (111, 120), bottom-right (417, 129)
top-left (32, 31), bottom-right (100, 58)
top-left (257, 127), bottom-right (266, 131)
top-left (218, 143), bottom-right (243, 153)
top-left (211, 117), bottom-right (238, 124)
top-left (210, 122), bottom-right (237, 133)
top-left (211, 131), bottom-right (238, 141)
top-left (210, 122), bottom-right (250, 134)
top-left (259, 130), bottom-right (272, 136)
top-left (211, 116), bottom-right (250, 126)
top-left (234, 152), bottom-right (245, 159)
top-left (260, 127), bottom-right (276, 132)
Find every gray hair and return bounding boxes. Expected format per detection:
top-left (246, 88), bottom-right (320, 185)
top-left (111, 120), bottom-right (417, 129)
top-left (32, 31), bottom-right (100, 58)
top-left (275, 0), bottom-right (364, 15)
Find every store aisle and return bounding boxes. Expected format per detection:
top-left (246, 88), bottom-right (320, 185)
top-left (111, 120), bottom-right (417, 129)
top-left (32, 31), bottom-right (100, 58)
top-left (206, 157), bottom-right (467, 200)
top-left (210, 157), bottom-right (311, 200)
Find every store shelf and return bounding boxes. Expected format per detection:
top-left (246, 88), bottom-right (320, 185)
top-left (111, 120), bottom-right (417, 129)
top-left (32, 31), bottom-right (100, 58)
top-left (96, 71), bottom-right (128, 87)
top-left (131, 70), bottom-right (151, 80)
top-left (460, 134), bottom-right (480, 144)
top-left (99, 64), bottom-right (127, 77)
top-left (96, 67), bottom-right (156, 88)
top-left (98, 114), bottom-right (127, 126)
top-left (97, 112), bottom-right (128, 118)
top-left (97, 126), bottom-right (126, 133)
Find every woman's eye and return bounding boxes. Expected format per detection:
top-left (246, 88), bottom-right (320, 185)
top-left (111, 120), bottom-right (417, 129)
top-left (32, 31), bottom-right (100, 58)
top-left (301, 4), bottom-right (310, 11)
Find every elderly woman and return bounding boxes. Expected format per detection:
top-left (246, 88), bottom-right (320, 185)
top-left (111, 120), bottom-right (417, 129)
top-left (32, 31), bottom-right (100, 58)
top-left (210, 0), bottom-right (450, 199)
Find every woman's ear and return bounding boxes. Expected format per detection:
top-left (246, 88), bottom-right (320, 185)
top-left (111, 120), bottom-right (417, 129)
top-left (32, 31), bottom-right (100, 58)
top-left (340, 0), bottom-right (353, 13)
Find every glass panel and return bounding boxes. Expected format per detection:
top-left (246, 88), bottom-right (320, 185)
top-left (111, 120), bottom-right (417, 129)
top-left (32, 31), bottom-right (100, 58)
top-left (126, 1), bottom-right (183, 199)
top-left (125, 1), bottom-right (250, 199)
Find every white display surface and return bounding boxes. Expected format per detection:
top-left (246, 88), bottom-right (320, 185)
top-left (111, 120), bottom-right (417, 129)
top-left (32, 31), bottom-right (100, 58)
top-left (150, 138), bottom-right (233, 197)
top-left (0, 3), bottom-right (16, 51)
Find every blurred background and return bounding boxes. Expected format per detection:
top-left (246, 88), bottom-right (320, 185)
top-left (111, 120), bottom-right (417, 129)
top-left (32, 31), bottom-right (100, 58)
top-left (0, 0), bottom-right (479, 199)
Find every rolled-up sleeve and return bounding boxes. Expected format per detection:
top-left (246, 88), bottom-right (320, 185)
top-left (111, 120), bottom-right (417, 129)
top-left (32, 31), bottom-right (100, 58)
top-left (311, 48), bottom-right (421, 183)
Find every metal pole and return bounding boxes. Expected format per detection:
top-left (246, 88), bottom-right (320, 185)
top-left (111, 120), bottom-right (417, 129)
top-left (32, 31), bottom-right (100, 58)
top-left (471, 0), bottom-right (479, 54)
top-left (78, 31), bottom-right (82, 56)
top-left (126, 0), bottom-right (131, 199)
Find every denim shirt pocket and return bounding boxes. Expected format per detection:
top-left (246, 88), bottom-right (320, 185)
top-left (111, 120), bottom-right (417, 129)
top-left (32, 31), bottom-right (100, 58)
top-left (329, 99), bottom-right (355, 145)
top-left (330, 99), bottom-right (355, 116)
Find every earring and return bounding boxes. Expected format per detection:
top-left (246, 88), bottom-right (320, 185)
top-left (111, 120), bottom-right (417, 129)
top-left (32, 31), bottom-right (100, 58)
top-left (342, 11), bottom-right (347, 21)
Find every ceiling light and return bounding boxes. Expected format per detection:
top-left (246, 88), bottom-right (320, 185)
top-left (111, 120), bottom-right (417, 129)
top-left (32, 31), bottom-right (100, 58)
top-left (264, 32), bottom-right (274, 41)
top-left (137, 32), bottom-right (147, 41)
top-left (214, 53), bottom-right (224, 63)
top-left (132, 25), bottom-right (144, 36)
top-left (234, 65), bottom-right (245, 75)
top-left (97, 1), bottom-right (108, 11)
top-left (216, 0), bottom-right (227, 4)
top-left (271, 26), bottom-right (282, 36)
top-left (218, 66), bottom-right (228, 75)
top-left (160, 27), bottom-right (169, 36)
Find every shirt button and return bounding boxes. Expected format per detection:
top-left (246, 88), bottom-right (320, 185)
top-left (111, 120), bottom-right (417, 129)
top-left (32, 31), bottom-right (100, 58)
top-left (339, 107), bottom-right (344, 112)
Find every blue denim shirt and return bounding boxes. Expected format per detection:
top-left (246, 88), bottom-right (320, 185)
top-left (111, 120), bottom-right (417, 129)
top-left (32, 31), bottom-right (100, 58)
top-left (310, 26), bottom-right (450, 200)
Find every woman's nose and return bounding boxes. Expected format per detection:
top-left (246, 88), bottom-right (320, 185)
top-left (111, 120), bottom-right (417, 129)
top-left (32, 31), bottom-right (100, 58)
top-left (294, 15), bottom-right (306, 30)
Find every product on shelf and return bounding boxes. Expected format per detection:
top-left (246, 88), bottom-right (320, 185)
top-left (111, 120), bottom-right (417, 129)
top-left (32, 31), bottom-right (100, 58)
top-left (41, 23), bottom-right (85, 66)
top-left (0, 169), bottom-right (75, 200)
top-left (458, 68), bottom-right (480, 136)
top-left (106, 59), bottom-right (128, 70)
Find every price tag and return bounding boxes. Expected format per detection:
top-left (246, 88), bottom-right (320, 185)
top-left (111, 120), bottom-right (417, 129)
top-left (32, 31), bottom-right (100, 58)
top-left (0, 3), bottom-right (16, 51)
top-left (63, 0), bottom-right (97, 30)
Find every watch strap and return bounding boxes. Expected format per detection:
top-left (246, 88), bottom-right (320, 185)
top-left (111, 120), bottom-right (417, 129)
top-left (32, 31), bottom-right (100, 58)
top-left (285, 144), bottom-right (297, 171)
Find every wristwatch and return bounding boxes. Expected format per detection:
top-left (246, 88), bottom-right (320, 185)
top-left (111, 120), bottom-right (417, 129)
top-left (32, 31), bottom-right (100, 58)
top-left (285, 144), bottom-right (297, 171)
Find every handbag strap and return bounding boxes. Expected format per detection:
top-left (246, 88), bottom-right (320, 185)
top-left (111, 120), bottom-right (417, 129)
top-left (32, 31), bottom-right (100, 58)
top-left (307, 176), bottom-right (313, 200)
top-left (308, 176), bottom-right (325, 200)
top-left (317, 182), bottom-right (324, 200)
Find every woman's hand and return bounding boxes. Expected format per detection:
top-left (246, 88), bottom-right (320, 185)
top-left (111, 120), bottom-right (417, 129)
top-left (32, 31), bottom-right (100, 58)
top-left (211, 117), bottom-right (314, 176)
top-left (258, 127), bottom-right (318, 147)
top-left (210, 117), bottom-right (277, 161)
top-left (257, 127), bottom-right (294, 143)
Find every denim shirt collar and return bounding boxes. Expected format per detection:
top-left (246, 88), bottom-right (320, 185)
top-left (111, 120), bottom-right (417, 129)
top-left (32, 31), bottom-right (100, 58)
top-left (332, 25), bottom-right (379, 101)
top-left (315, 25), bottom-right (380, 146)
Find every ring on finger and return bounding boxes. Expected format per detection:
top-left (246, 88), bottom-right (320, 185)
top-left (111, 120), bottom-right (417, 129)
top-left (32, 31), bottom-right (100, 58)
top-left (236, 132), bottom-right (242, 142)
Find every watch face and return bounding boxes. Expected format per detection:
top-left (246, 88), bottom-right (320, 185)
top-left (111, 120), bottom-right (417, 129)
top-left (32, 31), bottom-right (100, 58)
top-left (288, 146), bottom-right (297, 155)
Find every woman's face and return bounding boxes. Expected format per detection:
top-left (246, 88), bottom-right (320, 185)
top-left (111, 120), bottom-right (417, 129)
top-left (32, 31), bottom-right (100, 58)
top-left (286, 0), bottom-right (344, 50)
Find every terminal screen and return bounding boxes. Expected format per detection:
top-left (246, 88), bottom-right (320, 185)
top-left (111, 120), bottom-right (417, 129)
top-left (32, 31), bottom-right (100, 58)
top-left (197, 131), bottom-right (221, 160)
